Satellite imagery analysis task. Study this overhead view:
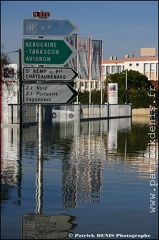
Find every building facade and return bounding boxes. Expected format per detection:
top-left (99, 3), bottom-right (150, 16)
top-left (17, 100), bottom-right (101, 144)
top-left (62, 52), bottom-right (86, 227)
top-left (75, 48), bottom-right (158, 92)
top-left (102, 56), bottom-right (158, 82)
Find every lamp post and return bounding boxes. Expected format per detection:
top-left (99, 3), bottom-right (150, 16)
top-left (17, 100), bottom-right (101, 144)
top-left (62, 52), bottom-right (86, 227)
top-left (18, 49), bottom-right (23, 129)
top-left (125, 70), bottom-right (128, 104)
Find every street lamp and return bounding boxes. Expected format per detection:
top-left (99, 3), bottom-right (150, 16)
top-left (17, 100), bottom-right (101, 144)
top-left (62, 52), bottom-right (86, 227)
top-left (125, 70), bottom-right (128, 104)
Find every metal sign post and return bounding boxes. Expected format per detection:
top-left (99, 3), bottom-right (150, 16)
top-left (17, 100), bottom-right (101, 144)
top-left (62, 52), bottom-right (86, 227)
top-left (21, 9), bottom-right (78, 217)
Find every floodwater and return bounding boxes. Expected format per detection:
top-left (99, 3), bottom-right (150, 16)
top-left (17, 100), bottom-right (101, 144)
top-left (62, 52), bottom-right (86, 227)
top-left (1, 118), bottom-right (158, 239)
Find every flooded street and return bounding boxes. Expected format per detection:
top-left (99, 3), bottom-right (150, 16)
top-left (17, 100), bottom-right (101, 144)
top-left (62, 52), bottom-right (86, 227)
top-left (1, 118), bottom-right (158, 239)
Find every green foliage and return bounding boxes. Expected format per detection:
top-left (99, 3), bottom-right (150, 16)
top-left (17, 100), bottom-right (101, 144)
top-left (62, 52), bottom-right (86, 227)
top-left (77, 70), bottom-right (158, 108)
top-left (128, 89), bottom-right (155, 108)
top-left (78, 91), bottom-right (89, 103)
top-left (109, 70), bottom-right (149, 90)
top-left (91, 90), bottom-right (101, 103)
top-left (1, 45), bottom-right (11, 69)
top-left (78, 90), bottom-right (107, 104)
top-left (105, 70), bottom-right (158, 108)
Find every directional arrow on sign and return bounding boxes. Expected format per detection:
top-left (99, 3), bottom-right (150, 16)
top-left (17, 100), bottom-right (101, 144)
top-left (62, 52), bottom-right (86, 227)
top-left (23, 39), bottom-right (78, 65)
top-left (23, 83), bottom-right (78, 104)
top-left (23, 19), bottom-right (78, 36)
top-left (23, 67), bottom-right (78, 82)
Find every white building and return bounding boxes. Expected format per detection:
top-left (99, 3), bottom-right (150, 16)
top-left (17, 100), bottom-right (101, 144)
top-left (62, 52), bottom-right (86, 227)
top-left (102, 56), bottom-right (158, 82)
top-left (75, 48), bottom-right (158, 92)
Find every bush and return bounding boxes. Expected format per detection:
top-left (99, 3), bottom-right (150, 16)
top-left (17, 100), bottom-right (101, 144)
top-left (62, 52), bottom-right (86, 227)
top-left (77, 89), bottom-right (158, 108)
top-left (128, 89), bottom-right (158, 108)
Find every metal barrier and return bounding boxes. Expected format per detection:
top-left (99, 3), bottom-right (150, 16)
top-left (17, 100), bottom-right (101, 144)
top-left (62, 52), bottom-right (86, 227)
top-left (80, 103), bottom-right (132, 120)
top-left (8, 104), bottom-right (37, 124)
top-left (6, 103), bottom-right (132, 125)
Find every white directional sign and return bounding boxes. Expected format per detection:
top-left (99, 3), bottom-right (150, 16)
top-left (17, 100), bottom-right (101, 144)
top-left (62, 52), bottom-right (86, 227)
top-left (23, 83), bottom-right (78, 104)
top-left (23, 67), bottom-right (78, 82)
top-left (23, 19), bottom-right (78, 36)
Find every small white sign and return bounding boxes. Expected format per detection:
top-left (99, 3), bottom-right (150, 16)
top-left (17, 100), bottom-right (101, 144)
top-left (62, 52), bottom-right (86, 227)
top-left (108, 83), bottom-right (118, 104)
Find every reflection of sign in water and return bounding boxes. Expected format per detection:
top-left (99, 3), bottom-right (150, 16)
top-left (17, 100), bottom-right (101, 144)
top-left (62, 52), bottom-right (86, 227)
top-left (22, 214), bottom-right (76, 239)
top-left (108, 83), bottom-right (118, 104)
top-left (108, 119), bottom-right (117, 150)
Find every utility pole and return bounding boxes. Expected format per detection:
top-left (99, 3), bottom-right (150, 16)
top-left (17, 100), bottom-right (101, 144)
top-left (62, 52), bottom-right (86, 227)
top-left (125, 70), bottom-right (128, 104)
top-left (18, 48), bottom-right (23, 129)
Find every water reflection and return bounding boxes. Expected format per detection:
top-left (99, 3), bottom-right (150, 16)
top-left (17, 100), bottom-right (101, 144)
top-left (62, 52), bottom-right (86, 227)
top-left (1, 126), bottom-right (20, 186)
top-left (62, 133), bottom-right (104, 207)
top-left (22, 214), bottom-right (76, 239)
top-left (1, 118), bottom-right (158, 239)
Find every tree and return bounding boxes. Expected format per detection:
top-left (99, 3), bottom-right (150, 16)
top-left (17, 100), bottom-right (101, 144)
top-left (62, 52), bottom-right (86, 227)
top-left (108, 70), bottom-right (150, 90)
top-left (1, 45), bottom-right (11, 70)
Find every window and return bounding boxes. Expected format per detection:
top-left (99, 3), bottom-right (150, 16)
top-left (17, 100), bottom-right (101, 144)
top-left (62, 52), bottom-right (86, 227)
top-left (150, 63), bottom-right (155, 72)
top-left (144, 63), bottom-right (149, 72)
top-left (106, 66), bottom-right (110, 74)
top-left (112, 65), bottom-right (116, 73)
top-left (129, 63), bottom-right (132, 66)
top-left (102, 66), bottom-right (106, 74)
top-left (136, 63), bottom-right (139, 66)
top-left (117, 65), bottom-right (121, 73)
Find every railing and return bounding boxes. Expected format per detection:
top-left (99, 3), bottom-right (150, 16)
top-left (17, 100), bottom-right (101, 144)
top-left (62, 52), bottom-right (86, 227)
top-left (5, 103), bottom-right (132, 124)
top-left (8, 104), bottom-right (37, 124)
top-left (80, 103), bottom-right (132, 120)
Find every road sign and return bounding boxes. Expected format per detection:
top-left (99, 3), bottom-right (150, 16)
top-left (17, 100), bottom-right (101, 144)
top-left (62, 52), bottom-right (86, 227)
top-left (23, 67), bottom-right (78, 82)
top-left (23, 19), bottom-right (78, 36)
top-left (22, 39), bottom-right (78, 65)
top-left (23, 83), bottom-right (78, 104)
top-left (32, 11), bottom-right (50, 18)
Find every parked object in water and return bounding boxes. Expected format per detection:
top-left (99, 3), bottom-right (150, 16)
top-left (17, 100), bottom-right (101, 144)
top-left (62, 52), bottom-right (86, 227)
top-left (52, 105), bottom-right (74, 121)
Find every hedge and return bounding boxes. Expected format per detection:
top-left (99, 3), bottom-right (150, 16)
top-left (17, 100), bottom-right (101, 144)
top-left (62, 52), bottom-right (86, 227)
top-left (77, 89), bottom-right (158, 108)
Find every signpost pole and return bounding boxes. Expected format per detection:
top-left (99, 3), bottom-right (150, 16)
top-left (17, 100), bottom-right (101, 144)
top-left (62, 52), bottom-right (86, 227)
top-left (37, 20), bottom-right (44, 162)
top-left (19, 48), bottom-right (23, 129)
top-left (22, 9), bottom-right (78, 216)
top-left (36, 10), bottom-right (44, 215)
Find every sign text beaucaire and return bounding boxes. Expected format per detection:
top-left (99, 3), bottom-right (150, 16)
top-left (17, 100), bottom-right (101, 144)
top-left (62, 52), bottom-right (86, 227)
top-left (23, 39), bottom-right (78, 65)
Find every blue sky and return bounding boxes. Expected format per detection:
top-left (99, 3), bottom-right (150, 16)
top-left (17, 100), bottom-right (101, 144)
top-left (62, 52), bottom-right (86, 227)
top-left (1, 1), bottom-right (158, 64)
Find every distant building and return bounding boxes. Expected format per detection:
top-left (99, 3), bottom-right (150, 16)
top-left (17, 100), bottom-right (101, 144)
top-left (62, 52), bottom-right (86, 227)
top-left (102, 56), bottom-right (158, 81)
top-left (102, 48), bottom-right (158, 90)
top-left (74, 47), bottom-right (158, 92)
